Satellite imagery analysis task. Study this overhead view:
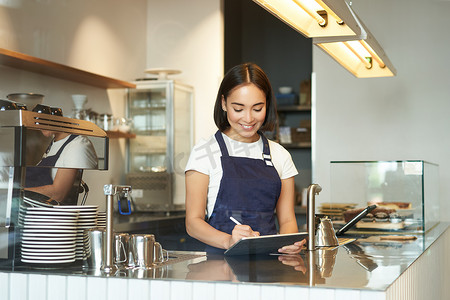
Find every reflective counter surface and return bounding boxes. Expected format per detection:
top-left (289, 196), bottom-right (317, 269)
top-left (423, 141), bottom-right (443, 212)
top-left (3, 222), bottom-right (448, 292)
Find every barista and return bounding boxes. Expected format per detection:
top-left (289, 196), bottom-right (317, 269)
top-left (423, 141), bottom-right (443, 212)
top-left (185, 63), bottom-right (306, 253)
top-left (25, 107), bottom-right (98, 204)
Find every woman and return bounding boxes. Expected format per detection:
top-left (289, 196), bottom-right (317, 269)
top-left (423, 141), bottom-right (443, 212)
top-left (185, 63), bottom-right (305, 253)
top-left (25, 129), bottom-right (98, 204)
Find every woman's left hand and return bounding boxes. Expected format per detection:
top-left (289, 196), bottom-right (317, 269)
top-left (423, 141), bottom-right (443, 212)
top-left (277, 238), bottom-right (307, 255)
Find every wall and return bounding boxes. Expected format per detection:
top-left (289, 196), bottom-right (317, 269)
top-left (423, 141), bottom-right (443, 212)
top-left (146, 0), bottom-right (223, 144)
top-left (224, 0), bottom-right (313, 194)
top-left (0, 0), bottom-right (147, 209)
top-left (313, 0), bottom-right (450, 221)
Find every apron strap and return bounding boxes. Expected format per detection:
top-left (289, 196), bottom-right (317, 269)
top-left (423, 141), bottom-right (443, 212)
top-left (214, 131), bottom-right (229, 157)
top-left (215, 130), bottom-right (274, 166)
top-left (259, 131), bottom-right (274, 167)
top-left (54, 134), bottom-right (78, 158)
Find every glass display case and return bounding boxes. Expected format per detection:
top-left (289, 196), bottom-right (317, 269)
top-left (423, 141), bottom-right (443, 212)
top-left (126, 80), bottom-right (194, 211)
top-left (323, 161), bottom-right (439, 233)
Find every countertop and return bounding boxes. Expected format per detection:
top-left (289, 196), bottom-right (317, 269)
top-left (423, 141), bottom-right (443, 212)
top-left (6, 222), bottom-right (448, 292)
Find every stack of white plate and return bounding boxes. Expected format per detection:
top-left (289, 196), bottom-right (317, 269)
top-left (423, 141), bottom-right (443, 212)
top-left (56, 205), bottom-right (99, 261)
top-left (19, 206), bottom-right (79, 265)
top-left (97, 211), bottom-right (106, 229)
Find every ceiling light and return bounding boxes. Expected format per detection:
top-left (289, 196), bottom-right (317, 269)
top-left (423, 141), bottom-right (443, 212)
top-left (313, 11), bottom-right (396, 78)
top-left (252, 0), bottom-right (362, 38)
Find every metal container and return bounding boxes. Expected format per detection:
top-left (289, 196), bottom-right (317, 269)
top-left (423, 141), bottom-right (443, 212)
top-left (129, 234), bottom-right (156, 269)
top-left (85, 228), bottom-right (106, 269)
top-left (6, 93), bottom-right (44, 111)
top-left (315, 217), bottom-right (339, 247)
top-left (114, 233), bottom-right (130, 268)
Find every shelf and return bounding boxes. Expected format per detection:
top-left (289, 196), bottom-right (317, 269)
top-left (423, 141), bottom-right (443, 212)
top-left (277, 105), bottom-right (311, 112)
top-left (281, 142), bottom-right (311, 149)
top-left (106, 131), bottom-right (136, 139)
top-left (0, 48), bottom-right (136, 89)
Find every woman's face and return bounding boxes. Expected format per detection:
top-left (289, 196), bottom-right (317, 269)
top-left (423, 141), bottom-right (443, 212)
top-left (222, 83), bottom-right (266, 143)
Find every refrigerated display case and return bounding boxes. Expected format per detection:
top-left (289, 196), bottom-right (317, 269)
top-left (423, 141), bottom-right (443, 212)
top-left (326, 160), bottom-right (439, 233)
top-left (126, 80), bottom-right (194, 211)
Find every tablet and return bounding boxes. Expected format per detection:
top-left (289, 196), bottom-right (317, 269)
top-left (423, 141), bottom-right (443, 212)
top-left (224, 232), bottom-right (308, 256)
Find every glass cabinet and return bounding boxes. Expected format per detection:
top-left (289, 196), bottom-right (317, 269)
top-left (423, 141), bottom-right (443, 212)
top-left (126, 80), bottom-right (194, 211)
top-left (327, 160), bottom-right (439, 233)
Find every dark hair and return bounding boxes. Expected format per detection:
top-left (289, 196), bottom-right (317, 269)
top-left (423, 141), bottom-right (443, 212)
top-left (213, 62), bottom-right (277, 132)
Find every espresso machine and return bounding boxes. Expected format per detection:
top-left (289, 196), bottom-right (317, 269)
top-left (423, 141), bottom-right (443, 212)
top-left (0, 108), bottom-right (109, 270)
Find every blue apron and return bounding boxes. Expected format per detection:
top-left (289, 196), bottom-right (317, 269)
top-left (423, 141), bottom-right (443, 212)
top-left (208, 131), bottom-right (282, 237)
top-left (25, 135), bottom-right (78, 188)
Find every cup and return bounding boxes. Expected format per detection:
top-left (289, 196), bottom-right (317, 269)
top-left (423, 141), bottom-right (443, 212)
top-left (114, 233), bottom-right (129, 268)
top-left (129, 234), bottom-right (158, 269)
top-left (153, 242), bottom-right (169, 264)
top-left (85, 228), bottom-right (106, 269)
top-left (71, 94), bottom-right (87, 110)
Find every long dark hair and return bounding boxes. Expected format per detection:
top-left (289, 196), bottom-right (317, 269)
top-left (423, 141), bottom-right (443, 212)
top-left (213, 63), bottom-right (277, 132)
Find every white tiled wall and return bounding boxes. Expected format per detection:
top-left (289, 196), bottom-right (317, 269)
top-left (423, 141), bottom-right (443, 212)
top-left (1, 229), bottom-right (448, 300)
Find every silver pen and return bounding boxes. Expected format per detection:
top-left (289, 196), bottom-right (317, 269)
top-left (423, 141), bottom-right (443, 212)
top-left (229, 216), bottom-right (242, 225)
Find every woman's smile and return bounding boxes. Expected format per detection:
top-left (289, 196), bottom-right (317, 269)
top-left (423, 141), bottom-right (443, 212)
top-left (222, 83), bottom-right (266, 143)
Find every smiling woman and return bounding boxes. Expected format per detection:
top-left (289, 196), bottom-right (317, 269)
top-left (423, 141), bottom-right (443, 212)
top-left (185, 62), bottom-right (306, 254)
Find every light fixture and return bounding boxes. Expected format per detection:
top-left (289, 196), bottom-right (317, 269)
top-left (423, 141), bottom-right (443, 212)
top-left (313, 10), bottom-right (396, 78)
top-left (252, 0), bottom-right (362, 38)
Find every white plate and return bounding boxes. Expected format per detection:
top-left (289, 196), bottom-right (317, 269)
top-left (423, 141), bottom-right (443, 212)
top-left (23, 222), bottom-right (77, 227)
top-left (22, 248), bottom-right (75, 254)
top-left (21, 253), bottom-right (76, 259)
top-left (22, 207), bottom-right (80, 213)
top-left (57, 205), bottom-right (98, 209)
top-left (22, 258), bottom-right (76, 264)
top-left (22, 239), bottom-right (75, 245)
top-left (21, 232), bottom-right (77, 238)
top-left (21, 243), bottom-right (76, 249)
top-left (22, 225), bottom-right (77, 230)
top-left (20, 210), bottom-right (79, 217)
top-left (78, 221), bottom-right (97, 225)
top-left (77, 213), bottom-right (98, 217)
top-left (21, 229), bottom-right (77, 234)
top-left (19, 216), bottom-right (78, 222)
top-left (22, 236), bottom-right (75, 244)
top-left (77, 225), bottom-right (97, 229)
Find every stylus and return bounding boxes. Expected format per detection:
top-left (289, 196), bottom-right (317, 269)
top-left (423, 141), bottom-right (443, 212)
top-left (230, 216), bottom-right (242, 225)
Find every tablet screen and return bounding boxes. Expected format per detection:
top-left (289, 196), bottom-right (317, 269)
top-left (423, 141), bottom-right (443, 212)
top-left (224, 232), bottom-right (308, 256)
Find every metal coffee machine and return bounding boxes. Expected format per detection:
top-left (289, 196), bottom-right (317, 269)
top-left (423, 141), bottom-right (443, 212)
top-left (0, 107), bottom-right (109, 270)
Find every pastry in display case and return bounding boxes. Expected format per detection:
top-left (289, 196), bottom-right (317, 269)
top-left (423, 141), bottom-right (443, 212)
top-left (324, 160), bottom-right (439, 233)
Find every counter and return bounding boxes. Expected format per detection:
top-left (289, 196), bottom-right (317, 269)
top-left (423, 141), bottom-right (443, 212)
top-left (1, 222), bottom-right (448, 300)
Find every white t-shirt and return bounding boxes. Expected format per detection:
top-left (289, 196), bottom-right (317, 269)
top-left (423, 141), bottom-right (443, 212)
top-left (42, 135), bottom-right (98, 179)
top-left (185, 132), bottom-right (298, 218)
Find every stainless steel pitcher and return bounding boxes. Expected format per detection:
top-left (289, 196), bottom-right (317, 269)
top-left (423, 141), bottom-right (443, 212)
top-left (315, 217), bottom-right (339, 247)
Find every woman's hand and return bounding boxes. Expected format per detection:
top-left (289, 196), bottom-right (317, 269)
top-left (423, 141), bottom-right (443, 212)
top-left (228, 225), bottom-right (260, 248)
top-left (277, 238), bottom-right (307, 255)
top-left (278, 254), bottom-right (306, 273)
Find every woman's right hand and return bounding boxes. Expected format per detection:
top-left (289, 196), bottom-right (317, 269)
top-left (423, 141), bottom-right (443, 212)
top-left (228, 225), bottom-right (260, 248)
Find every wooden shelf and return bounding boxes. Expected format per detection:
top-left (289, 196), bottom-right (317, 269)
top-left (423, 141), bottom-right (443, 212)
top-left (106, 131), bottom-right (136, 139)
top-left (277, 105), bottom-right (311, 112)
top-left (0, 48), bottom-right (136, 89)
